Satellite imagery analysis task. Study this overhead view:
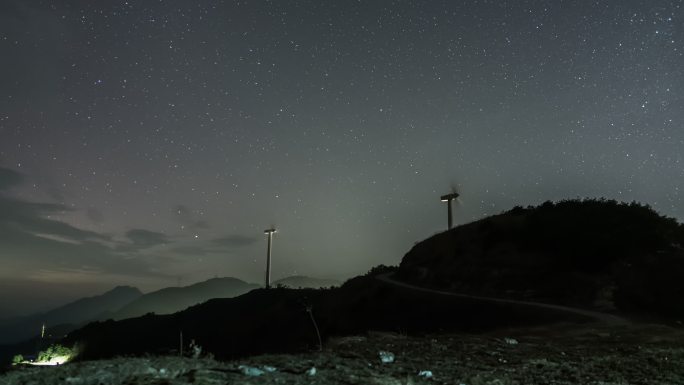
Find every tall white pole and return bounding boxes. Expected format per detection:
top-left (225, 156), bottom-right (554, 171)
top-left (264, 228), bottom-right (276, 288)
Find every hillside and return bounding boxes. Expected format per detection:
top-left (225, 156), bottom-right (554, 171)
top-left (60, 268), bottom-right (583, 362)
top-left (0, 286), bottom-right (141, 345)
top-left (397, 199), bottom-right (684, 318)
top-left (111, 277), bottom-right (259, 320)
top-left (273, 276), bottom-right (340, 289)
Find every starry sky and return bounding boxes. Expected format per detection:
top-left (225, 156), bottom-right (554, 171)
top-left (0, 0), bottom-right (682, 317)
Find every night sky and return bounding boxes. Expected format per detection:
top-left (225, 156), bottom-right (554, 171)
top-left (0, 0), bottom-right (682, 317)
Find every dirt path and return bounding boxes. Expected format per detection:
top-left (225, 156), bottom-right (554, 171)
top-left (376, 272), bottom-right (628, 324)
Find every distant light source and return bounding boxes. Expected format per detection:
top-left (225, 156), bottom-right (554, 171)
top-left (440, 192), bottom-right (459, 229)
top-left (264, 228), bottom-right (276, 289)
top-left (29, 355), bottom-right (72, 366)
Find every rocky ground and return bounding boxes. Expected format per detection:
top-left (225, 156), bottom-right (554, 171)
top-left (1, 321), bottom-right (683, 385)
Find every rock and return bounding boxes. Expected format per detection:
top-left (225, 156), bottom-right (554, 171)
top-left (379, 351), bottom-right (395, 364)
top-left (238, 365), bottom-right (265, 376)
top-left (504, 338), bottom-right (519, 345)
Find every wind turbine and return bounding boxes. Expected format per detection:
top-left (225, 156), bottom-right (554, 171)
top-left (263, 227), bottom-right (277, 288)
top-left (440, 184), bottom-right (460, 230)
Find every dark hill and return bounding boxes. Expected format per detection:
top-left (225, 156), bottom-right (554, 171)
top-left (0, 286), bottom-right (141, 345)
top-left (397, 199), bottom-right (684, 318)
top-left (111, 277), bottom-right (259, 320)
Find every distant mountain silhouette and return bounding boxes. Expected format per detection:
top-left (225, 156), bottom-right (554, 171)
top-left (397, 199), bottom-right (684, 317)
top-left (0, 286), bottom-right (141, 344)
top-left (273, 276), bottom-right (340, 289)
top-left (110, 277), bottom-right (259, 320)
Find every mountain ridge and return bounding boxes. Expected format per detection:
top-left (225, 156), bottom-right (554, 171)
top-left (110, 277), bottom-right (259, 320)
top-left (0, 285), bottom-right (142, 345)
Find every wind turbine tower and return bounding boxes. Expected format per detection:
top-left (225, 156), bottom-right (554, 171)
top-left (440, 192), bottom-right (459, 230)
top-left (263, 228), bottom-right (277, 288)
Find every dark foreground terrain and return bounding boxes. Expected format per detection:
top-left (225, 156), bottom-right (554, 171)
top-left (3, 322), bottom-right (683, 384)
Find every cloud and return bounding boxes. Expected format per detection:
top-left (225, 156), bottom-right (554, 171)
top-left (170, 245), bottom-right (213, 257)
top-left (0, 166), bottom-right (170, 280)
top-left (0, 196), bottom-right (108, 242)
top-left (125, 229), bottom-right (169, 248)
top-left (86, 207), bottom-right (104, 223)
top-left (0, 221), bottom-right (159, 278)
top-left (211, 235), bottom-right (259, 248)
top-left (0, 167), bottom-right (23, 191)
top-left (44, 181), bottom-right (66, 202)
top-left (168, 234), bottom-right (258, 257)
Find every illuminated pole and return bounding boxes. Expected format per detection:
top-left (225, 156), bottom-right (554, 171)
top-left (440, 192), bottom-right (459, 229)
top-left (264, 228), bottom-right (276, 288)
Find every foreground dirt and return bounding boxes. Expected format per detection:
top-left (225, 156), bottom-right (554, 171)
top-left (2, 322), bottom-right (683, 385)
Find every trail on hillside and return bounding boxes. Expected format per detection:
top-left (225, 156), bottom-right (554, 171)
top-left (376, 273), bottom-right (628, 324)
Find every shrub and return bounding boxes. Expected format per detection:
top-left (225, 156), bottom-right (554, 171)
top-left (12, 354), bottom-right (23, 365)
top-left (36, 344), bottom-right (74, 363)
top-left (365, 264), bottom-right (397, 277)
